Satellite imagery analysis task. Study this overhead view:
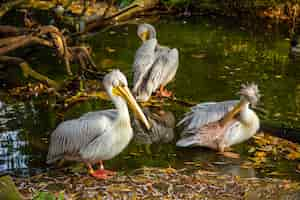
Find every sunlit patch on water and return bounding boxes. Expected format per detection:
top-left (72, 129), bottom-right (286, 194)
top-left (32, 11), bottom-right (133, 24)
top-left (0, 130), bottom-right (28, 173)
top-left (0, 102), bottom-right (28, 175)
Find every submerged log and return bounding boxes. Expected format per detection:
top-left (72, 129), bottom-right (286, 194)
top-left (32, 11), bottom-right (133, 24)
top-left (260, 121), bottom-right (300, 144)
top-left (0, 0), bottom-right (26, 18)
top-left (0, 56), bottom-right (60, 90)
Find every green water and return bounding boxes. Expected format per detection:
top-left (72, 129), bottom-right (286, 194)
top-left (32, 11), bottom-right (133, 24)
top-left (1, 16), bottom-right (300, 179)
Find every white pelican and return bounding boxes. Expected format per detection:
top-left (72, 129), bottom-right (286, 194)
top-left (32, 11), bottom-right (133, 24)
top-left (132, 23), bottom-right (179, 102)
top-left (47, 70), bottom-right (150, 179)
top-left (176, 83), bottom-right (260, 152)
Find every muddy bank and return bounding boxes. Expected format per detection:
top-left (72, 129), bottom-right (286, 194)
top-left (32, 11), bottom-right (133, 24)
top-left (13, 166), bottom-right (300, 199)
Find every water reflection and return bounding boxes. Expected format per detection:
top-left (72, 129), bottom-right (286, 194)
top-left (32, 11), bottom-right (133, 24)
top-left (0, 103), bottom-right (27, 174)
top-left (0, 101), bottom-right (52, 175)
top-left (0, 130), bottom-right (27, 173)
top-left (132, 107), bottom-right (175, 144)
top-left (176, 148), bottom-right (257, 178)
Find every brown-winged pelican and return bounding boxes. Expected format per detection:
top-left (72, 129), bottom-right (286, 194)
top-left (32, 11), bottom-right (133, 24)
top-left (176, 83), bottom-right (260, 152)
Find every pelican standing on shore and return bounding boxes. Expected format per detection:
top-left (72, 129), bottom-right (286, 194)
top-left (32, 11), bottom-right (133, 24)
top-left (47, 70), bottom-right (150, 179)
top-left (176, 83), bottom-right (260, 152)
top-left (132, 23), bottom-right (179, 102)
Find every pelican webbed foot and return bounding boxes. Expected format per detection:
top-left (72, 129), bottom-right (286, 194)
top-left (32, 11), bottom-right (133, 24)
top-left (87, 162), bottom-right (116, 179)
top-left (91, 169), bottom-right (116, 179)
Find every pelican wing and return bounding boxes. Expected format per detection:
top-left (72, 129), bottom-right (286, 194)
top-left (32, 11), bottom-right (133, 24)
top-left (136, 48), bottom-right (179, 101)
top-left (80, 109), bottom-right (117, 119)
top-left (47, 110), bottom-right (117, 163)
top-left (133, 108), bottom-right (175, 144)
top-left (177, 100), bottom-right (239, 136)
top-left (150, 48), bottom-right (179, 89)
top-left (132, 38), bottom-right (157, 93)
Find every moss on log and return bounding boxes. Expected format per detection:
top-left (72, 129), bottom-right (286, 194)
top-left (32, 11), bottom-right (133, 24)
top-left (0, 175), bottom-right (23, 200)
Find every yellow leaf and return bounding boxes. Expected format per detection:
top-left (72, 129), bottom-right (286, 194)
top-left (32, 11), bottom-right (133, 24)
top-left (286, 151), bottom-right (300, 160)
top-left (255, 151), bottom-right (267, 157)
top-left (106, 47), bottom-right (116, 53)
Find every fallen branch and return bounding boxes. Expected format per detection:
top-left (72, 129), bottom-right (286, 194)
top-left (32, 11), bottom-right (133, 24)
top-left (0, 35), bottom-right (27, 47)
top-left (0, 0), bottom-right (27, 18)
top-left (0, 56), bottom-right (60, 90)
top-left (84, 0), bottom-right (159, 33)
top-left (0, 25), bottom-right (28, 37)
top-left (0, 35), bottom-right (53, 55)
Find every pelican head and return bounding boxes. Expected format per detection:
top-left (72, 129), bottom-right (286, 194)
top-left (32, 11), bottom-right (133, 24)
top-left (103, 70), bottom-right (150, 129)
top-left (238, 83), bottom-right (260, 106)
top-left (219, 83), bottom-right (260, 126)
top-left (137, 23), bottom-right (157, 42)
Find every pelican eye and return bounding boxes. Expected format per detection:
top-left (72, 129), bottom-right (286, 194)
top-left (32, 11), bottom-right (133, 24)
top-left (112, 79), bottom-right (119, 87)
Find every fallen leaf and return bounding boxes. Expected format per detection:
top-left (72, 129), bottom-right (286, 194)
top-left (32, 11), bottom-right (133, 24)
top-left (191, 53), bottom-right (207, 59)
top-left (106, 47), bottom-right (116, 53)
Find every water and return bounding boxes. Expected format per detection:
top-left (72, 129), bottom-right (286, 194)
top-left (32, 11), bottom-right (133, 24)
top-left (1, 15), bottom-right (300, 179)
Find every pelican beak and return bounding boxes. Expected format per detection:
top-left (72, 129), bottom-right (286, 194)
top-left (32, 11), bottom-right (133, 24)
top-left (113, 85), bottom-right (151, 129)
top-left (220, 100), bottom-right (246, 126)
top-left (140, 31), bottom-right (149, 42)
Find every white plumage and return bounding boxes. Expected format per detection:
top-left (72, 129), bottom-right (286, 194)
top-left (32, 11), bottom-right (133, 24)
top-left (132, 23), bottom-right (179, 102)
top-left (47, 70), bottom-right (150, 179)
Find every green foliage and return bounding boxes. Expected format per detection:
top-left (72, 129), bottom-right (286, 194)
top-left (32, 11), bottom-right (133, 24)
top-left (33, 191), bottom-right (64, 200)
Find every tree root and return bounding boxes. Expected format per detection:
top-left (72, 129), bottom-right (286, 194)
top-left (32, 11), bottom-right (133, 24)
top-left (0, 22), bottom-right (106, 93)
top-left (0, 25), bottom-right (74, 75)
top-left (0, 0), bottom-right (27, 18)
top-left (84, 0), bottom-right (159, 33)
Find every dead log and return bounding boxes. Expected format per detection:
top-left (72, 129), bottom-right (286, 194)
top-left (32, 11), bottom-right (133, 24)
top-left (0, 0), bottom-right (26, 18)
top-left (84, 0), bottom-right (159, 33)
top-left (0, 56), bottom-right (60, 90)
top-left (260, 121), bottom-right (300, 144)
top-left (0, 25), bottom-right (28, 37)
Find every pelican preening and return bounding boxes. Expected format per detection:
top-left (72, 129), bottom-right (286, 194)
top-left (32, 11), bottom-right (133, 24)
top-left (47, 70), bottom-right (150, 179)
top-left (133, 107), bottom-right (175, 144)
top-left (176, 83), bottom-right (260, 152)
top-left (132, 23), bottom-right (179, 102)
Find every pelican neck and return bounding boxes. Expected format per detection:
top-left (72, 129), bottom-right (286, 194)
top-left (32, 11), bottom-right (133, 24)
top-left (113, 96), bottom-right (130, 122)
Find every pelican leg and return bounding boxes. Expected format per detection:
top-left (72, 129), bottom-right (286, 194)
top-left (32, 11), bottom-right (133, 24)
top-left (156, 85), bottom-right (172, 97)
top-left (98, 160), bottom-right (115, 175)
top-left (87, 162), bottom-right (115, 179)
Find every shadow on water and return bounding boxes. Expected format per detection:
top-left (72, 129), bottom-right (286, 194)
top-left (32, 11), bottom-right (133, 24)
top-left (1, 16), bottom-right (300, 180)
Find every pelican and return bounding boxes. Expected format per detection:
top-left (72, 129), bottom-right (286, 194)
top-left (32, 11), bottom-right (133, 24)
top-left (176, 83), bottom-right (260, 152)
top-left (47, 70), bottom-right (150, 179)
top-left (133, 107), bottom-right (175, 144)
top-left (132, 23), bottom-right (179, 102)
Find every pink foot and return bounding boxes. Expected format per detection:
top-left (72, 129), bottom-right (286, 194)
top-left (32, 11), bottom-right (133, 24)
top-left (91, 169), bottom-right (116, 179)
